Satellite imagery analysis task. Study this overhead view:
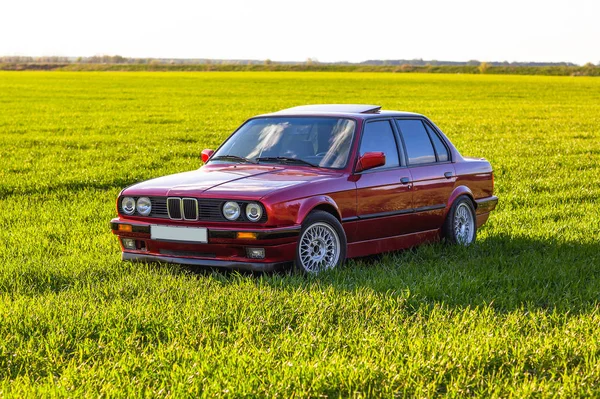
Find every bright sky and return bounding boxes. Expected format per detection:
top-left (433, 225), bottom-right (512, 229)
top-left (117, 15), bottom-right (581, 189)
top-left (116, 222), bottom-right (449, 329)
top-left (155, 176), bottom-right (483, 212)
top-left (1, 0), bottom-right (598, 65)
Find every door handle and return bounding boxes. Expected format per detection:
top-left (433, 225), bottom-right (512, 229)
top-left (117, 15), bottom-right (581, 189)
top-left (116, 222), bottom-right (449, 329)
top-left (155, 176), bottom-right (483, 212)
top-left (444, 171), bottom-right (453, 179)
top-left (400, 177), bottom-right (411, 184)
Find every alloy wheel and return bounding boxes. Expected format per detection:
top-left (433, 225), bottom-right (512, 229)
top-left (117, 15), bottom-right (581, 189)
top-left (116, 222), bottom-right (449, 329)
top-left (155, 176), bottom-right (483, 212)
top-left (298, 222), bottom-right (340, 273)
top-left (454, 202), bottom-right (475, 245)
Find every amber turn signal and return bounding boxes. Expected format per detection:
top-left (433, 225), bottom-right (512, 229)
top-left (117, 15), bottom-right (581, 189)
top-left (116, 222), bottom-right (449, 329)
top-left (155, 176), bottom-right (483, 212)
top-left (118, 224), bottom-right (133, 232)
top-left (236, 232), bottom-right (257, 240)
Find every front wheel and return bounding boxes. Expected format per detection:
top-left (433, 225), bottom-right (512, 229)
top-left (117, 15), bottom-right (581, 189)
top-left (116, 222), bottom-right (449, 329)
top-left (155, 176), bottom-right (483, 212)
top-left (294, 211), bottom-right (346, 274)
top-left (443, 196), bottom-right (477, 245)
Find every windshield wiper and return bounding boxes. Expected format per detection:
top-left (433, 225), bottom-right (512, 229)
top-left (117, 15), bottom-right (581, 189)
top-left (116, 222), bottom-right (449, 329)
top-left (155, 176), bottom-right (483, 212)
top-left (256, 156), bottom-right (317, 167)
top-left (210, 155), bottom-right (256, 164)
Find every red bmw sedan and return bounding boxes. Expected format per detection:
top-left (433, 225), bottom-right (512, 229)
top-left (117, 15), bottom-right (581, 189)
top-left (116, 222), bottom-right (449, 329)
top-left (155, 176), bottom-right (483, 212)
top-left (111, 104), bottom-right (497, 273)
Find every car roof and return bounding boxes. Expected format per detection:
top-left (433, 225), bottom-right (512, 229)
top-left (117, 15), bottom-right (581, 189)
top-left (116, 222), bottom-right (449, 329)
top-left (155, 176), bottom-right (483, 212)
top-left (259, 104), bottom-right (424, 119)
top-left (280, 104), bottom-right (382, 114)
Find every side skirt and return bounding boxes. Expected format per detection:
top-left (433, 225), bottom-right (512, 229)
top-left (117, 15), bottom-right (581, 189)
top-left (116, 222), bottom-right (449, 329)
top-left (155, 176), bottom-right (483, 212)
top-left (346, 229), bottom-right (441, 259)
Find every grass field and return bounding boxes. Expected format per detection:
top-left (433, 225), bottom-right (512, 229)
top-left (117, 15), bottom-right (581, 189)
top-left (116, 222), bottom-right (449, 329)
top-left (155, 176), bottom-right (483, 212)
top-left (0, 71), bottom-right (599, 397)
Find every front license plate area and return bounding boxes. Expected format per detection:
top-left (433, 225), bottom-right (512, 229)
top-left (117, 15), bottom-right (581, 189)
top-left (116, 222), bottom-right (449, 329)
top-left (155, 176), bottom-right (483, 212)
top-left (151, 225), bottom-right (208, 243)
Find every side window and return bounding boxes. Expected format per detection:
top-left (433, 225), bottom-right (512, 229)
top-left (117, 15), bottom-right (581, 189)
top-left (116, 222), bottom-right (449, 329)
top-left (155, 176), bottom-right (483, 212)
top-left (425, 123), bottom-right (449, 162)
top-left (396, 119), bottom-right (436, 165)
top-left (359, 120), bottom-right (399, 169)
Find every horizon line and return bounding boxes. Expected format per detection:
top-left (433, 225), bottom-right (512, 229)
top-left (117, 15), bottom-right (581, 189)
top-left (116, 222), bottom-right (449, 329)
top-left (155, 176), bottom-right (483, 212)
top-left (0, 55), bottom-right (591, 67)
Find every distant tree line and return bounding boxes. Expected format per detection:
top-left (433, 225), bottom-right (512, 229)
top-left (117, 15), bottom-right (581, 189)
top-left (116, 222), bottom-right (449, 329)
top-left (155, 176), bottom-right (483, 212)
top-left (2, 55), bottom-right (598, 67)
top-left (1, 56), bottom-right (599, 76)
top-left (360, 59), bottom-right (583, 67)
top-left (0, 56), bottom-right (272, 65)
top-left (0, 56), bottom-right (72, 63)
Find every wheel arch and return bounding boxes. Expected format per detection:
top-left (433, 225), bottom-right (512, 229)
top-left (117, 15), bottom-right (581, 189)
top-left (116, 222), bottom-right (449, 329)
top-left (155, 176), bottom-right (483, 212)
top-left (295, 196), bottom-right (342, 225)
top-left (444, 186), bottom-right (476, 218)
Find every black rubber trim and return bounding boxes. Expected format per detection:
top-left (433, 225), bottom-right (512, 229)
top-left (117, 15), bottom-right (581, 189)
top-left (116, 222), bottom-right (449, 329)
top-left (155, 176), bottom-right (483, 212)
top-left (358, 208), bottom-right (414, 220)
top-left (259, 229), bottom-right (301, 240)
top-left (159, 249), bottom-right (216, 258)
top-left (414, 204), bottom-right (446, 213)
top-left (344, 204), bottom-right (446, 222)
top-left (112, 222), bottom-right (300, 241)
top-left (209, 230), bottom-right (236, 239)
top-left (209, 227), bottom-right (300, 240)
top-left (111, 222), bottom-right (151, 234)
top-left (475, 196), bottom-right (499, 211)
top-left (122, 252), bottom-right (288, 272)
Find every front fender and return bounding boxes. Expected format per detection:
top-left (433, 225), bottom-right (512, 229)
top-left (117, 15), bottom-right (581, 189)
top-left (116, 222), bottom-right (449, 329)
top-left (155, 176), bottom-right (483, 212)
top-left (267, 196), bottom-right (342, 227)
top-left (295, 196), bottom-right (341, 225)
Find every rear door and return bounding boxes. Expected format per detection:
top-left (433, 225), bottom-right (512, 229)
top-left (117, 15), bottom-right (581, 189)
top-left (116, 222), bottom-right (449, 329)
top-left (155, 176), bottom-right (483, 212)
top-left (395, 118), bottom-right (456, 232)
top-left (354, 119), bottom-right (413, 242)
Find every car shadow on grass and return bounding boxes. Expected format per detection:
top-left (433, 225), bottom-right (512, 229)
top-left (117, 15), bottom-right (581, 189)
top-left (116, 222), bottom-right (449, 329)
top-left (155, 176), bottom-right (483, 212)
top-left (184, 234), bottom-right (600, 313)
top-left (7, 234), bottom-right (596, 314)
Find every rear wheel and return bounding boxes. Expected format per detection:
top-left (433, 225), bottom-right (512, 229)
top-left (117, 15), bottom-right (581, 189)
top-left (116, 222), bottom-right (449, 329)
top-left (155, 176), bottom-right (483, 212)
top-left (443, 196), bottom-right (477, 245)
top-left (294, 210), bottom-right (346, 274)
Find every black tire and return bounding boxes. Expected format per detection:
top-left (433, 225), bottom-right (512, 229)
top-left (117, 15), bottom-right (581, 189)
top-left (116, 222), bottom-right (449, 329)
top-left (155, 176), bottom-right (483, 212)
top-left (293, 210), bottom-right (347, 274)
top-left (443, 195), bottom-right (477, 245)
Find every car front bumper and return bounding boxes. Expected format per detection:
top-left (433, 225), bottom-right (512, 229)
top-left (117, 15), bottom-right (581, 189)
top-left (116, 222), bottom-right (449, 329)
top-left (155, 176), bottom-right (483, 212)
top-left (111, 218), bottom-right (299, 271)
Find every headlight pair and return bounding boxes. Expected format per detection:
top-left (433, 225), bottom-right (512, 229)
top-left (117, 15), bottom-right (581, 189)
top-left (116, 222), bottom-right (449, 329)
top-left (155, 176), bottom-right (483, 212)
top-left (223, 201), bottom-right (263, 222)
top-left (121, 197), bottom-right (152, 216)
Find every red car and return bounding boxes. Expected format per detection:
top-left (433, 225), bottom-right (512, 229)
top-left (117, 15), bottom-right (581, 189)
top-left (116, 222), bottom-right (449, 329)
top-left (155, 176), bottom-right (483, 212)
top-left (111, 104), bottom-right (497, 273)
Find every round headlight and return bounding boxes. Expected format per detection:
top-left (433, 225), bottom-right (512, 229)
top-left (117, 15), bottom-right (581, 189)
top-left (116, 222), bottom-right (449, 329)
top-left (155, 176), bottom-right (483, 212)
top-left (121, 197), bottom-right (136, 215)
top-left (245, 202), bottom-right (263, 222)
top-left (222, 201), bottom-right (240, 221)
top-left (137, 197), bottom-right (152, 216)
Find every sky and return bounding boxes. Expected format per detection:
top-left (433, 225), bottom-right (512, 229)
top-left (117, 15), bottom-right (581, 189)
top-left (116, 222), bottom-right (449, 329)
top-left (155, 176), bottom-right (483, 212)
top-left (1, 0), bottom-right (598, 65)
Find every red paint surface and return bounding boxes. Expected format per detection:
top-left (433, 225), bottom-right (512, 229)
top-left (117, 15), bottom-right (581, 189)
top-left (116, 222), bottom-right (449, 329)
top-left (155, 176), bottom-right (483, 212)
top-left (112, 111), bottom-right (497, 267)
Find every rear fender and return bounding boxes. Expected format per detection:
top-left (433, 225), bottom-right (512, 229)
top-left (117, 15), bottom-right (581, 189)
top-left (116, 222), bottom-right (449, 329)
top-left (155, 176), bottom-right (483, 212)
top-left (444, 186), bottom-right (475, 218)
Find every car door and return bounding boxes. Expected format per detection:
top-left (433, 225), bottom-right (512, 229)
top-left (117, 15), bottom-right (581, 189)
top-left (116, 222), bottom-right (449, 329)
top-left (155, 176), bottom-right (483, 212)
top-left (395, 118), bottom-right (456, 232)
top-left (354, 119), bottom-right (414, 242)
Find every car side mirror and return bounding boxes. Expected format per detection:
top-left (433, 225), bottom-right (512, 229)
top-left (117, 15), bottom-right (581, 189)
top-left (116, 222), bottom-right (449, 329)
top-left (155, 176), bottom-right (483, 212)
top-left (355, 152), bottom-right (386, 172)
top-left (201, 149), bottom-right (214, 163)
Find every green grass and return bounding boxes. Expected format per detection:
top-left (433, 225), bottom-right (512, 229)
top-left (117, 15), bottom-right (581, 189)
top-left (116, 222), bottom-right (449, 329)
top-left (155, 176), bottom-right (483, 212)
top-left (0, 71), bottom-right (599, 397)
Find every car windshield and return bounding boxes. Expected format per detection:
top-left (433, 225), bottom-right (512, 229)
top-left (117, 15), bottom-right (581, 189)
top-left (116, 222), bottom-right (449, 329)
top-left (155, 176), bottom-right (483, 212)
top-left (211, 117), bottom-right (356, 169)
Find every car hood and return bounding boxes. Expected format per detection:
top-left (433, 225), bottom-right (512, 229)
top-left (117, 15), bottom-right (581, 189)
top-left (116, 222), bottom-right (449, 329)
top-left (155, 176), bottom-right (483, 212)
top-left (122, 164), bottom-right (340, 199)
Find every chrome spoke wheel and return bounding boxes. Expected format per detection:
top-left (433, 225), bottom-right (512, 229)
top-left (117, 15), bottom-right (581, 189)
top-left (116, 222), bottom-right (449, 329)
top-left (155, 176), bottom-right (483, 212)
top-left (299, 222), bottom-right (340, 273)
top-left (454, 203), bottom-right (475, 245)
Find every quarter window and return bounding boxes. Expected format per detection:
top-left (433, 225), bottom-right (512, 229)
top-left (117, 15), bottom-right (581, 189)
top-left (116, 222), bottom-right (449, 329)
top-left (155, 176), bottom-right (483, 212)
top-left (359, 120), bottom-right (399, 169)
top-left (425, 124), bottom-right (449, 162)
top-left (396, 119), bottom-right (436, 165)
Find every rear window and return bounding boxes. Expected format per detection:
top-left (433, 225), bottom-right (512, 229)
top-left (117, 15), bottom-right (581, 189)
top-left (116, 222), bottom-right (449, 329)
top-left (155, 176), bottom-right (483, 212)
top-left (395, 119), bottom-right (436, 165)
top-left (425, 123), bottom-right (449, 162)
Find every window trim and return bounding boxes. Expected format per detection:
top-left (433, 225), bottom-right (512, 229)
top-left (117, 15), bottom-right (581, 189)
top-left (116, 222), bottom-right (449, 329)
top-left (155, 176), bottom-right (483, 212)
top-left (353, 118), bottom-right (405, 174)
top-left (423, 119), bottom-right (453, 163)
top-left (394, 117), bottom-right (453, 167)
top-left (389, 117), bottom-right (408, 167)
top-left (423, 120), bottom-right (451, 163)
